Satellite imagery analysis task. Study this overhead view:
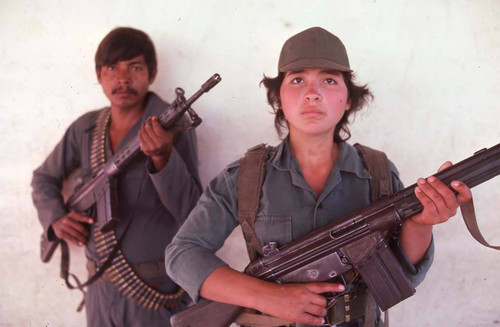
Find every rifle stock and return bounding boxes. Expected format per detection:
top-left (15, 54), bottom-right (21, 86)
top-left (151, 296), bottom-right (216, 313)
top-left (170, 301), bottom-right (243, 327)
top-left (170, 142), bottom-right (500, 326)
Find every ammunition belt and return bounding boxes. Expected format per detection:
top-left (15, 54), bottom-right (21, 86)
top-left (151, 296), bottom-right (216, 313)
top-left (90, 108), bottom-right (110, 175)
top-left (93, 229), bottom-right (185, 311)
top-left (89, 108), bottom-right (185, 311)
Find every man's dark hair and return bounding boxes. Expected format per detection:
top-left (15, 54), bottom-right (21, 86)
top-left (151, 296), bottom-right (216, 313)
top-left (260, 72), bottom-right (373, 142)
top-left (95, 27), bottom-right (157, 80)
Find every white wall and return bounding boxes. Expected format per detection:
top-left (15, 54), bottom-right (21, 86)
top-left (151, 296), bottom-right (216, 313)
top-left (1, 0), bottom-right (499, 326)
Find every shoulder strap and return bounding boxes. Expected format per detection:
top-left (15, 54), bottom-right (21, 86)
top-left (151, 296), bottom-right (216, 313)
top-left (354, 143), bottom-right (393, 327)
top-left (354, 143), bottom-right (393, 202)
top-left (237, 144), bottom-right (270, 261)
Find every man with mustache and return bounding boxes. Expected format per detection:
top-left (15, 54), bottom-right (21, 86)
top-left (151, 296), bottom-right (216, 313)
top-left (31, 27), bottom-right (202, 326)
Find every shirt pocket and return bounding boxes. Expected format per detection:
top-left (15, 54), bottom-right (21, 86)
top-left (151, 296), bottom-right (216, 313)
top-left (254, 215), bottom-right (292, 248)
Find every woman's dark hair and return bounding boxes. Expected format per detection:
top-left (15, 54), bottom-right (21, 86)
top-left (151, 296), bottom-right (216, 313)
top-left (95, 27), bottom-right (157, 80)
top-left (260, 71), bottom-right (373, 142)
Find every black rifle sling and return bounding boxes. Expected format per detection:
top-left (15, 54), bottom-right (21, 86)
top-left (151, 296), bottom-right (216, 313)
top-left (59, 109), bottom-right (137, 311)
top-left (57, 108), bottom-right (115, 311)
top-left (237, 144), bottom-right (270, 261)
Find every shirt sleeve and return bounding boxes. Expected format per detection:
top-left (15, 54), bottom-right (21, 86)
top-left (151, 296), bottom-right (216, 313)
top-left (147, 123), bottom-right (202, 227)
top-left (388, 161), bottom-right (435, 287)
top-left (31, 117), bottom-right (86, 239)
top-left (165, 164), bottom-right (240, 302)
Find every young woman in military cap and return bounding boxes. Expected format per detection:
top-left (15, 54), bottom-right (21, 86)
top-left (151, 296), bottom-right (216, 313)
top-left (166, 27), bottom-right (472, 326)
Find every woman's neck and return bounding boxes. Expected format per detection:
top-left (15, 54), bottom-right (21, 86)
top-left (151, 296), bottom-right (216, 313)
top-left (289, 132), bottom-right (340, 195)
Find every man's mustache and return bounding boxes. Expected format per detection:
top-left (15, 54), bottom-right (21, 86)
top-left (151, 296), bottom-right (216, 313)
top-left (112, 86), bottom-right (138, 95)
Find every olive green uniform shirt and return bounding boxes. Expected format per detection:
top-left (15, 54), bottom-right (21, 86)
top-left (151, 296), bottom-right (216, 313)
top-left (165, 139), bottom-right (433, 302)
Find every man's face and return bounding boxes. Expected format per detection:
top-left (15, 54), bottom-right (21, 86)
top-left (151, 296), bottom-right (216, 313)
top-left (97, 55), bottom-right (156, 111)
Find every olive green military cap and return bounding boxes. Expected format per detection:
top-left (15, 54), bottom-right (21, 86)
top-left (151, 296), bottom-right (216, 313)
top-left (278, 27), bottom-right (352, 73)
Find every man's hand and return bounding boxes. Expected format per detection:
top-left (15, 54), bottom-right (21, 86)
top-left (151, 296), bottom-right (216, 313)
top-left (52, 212), bottom-right (94, 246)
top-left (138, 116), bottom-right (174, 171)
top-left (412, 161), bottom-right (473, 225)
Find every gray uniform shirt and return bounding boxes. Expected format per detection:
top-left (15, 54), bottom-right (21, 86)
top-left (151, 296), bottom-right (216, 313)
top-left (32, 92), bottom-right (202, 293)
top-left (165, 139), bottom-right (433, 301)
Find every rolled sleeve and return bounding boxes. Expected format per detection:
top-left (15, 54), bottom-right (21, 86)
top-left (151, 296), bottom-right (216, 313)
top-left (392, 236), bottom-right (434, 287)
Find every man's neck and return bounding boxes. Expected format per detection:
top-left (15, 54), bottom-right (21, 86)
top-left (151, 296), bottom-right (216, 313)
top-left (108, 98), bottom-right (147, 152)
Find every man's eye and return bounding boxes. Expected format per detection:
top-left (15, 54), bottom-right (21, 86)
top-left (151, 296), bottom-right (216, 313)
top-left (132, 66), bottom-right (143, 71)
top-left (107, 66), bottom-right (117, 71)
top-left (291, 77), bottom-right (302, 84)
top-left (325, 78), bottom-right (337, 84)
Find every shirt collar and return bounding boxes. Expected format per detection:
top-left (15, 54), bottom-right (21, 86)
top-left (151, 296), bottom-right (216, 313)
top-left (271, 137), bottom-right (370, 179)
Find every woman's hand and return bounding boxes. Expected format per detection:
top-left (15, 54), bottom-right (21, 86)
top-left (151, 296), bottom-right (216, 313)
top-left (254, 282), bottom-right (345, 326)
top-left (200, 266), bottom-right (344, 326)
top-left (400, 161), bottom-right (473, 263)
top-left (412, 161), bottom-right (472, 225)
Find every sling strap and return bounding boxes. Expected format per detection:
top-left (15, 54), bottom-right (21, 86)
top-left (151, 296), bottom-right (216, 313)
top-left (354, 143), bottom-right (393, 201)
top-left (58, 108), bottom-right (113, 311)
top-left (237, 143), bottom-right (270, 261)
top-left (354, 143), bottom-right (392, 327)
top-left (460, 199), bottom-right (499, 250)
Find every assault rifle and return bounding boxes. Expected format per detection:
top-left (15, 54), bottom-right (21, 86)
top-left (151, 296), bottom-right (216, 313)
top-left (40, 74), bottom-right (222, 263)
top-left (171, 142), bottom-right (500, 327)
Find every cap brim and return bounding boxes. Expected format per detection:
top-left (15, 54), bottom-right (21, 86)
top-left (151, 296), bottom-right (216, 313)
top-left (279, 58), bottom-right (352, 73)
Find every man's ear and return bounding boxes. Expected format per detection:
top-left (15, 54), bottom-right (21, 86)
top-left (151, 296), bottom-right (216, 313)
top-left (149, 69), bottom-right (157, 84)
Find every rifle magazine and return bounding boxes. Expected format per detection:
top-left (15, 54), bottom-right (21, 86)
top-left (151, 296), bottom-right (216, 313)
top-left (356, 240), bottom-right (415, 311)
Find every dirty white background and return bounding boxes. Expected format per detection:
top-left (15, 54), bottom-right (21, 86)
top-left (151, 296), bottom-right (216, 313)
top-left (1, 1), bottom-right (499, 326)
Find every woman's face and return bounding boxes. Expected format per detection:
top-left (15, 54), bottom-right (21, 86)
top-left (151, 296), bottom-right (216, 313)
top-left (279, 68), bottom-right (350, 139)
